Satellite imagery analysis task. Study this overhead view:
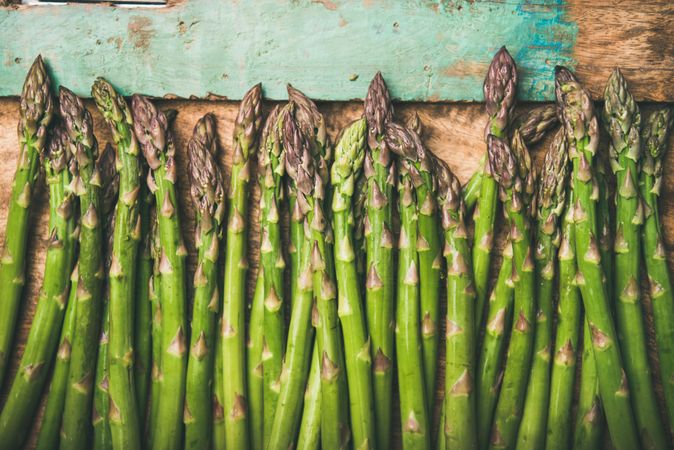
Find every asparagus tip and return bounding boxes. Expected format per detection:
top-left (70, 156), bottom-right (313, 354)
top-left (407, 111), bottom-right (423, 137)
top-left (487, 134), bottom-right (516, 189)
top-left (537, 129), bottom-right (568, 214)
top-left (484, 46), bottom-right (518, 137)
top-left (131, 94), bottom-right (167, 170)
top-left (20, 54), bottom-right (54, 147)
top-left (283, 112), bottom-right (314, 196)
top-left (189, 112), bottom-right (225, 224)
top-left (364, 71), bottom-right (394, 138)
top-left (383, 122), bottom-right (417, 160)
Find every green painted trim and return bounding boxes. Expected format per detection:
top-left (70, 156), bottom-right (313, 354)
top-left (0, 0), bottom-right (577, 100)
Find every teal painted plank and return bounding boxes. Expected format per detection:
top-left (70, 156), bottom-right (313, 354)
top-left (0, 0), bottom-right (577, 101)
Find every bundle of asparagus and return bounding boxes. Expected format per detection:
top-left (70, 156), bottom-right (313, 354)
top-left (0, 51), bottom-right (673, 450)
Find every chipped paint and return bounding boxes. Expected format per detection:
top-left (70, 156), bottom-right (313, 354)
top-left (0, 0), bottom-right (577, 100)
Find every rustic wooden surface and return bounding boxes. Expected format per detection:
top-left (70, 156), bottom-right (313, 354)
top-left (0, 97), bottom-right (673, 448)
top-left (0, 1), bottom-right (672, 102)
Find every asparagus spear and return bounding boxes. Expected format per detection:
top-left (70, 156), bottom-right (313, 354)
top-left (462, 168), bottom-right (483, 213)
top-left (407, 113), bottom-right (442, 408)
top-left (545, 187), bottom-right (582, 450)
top-left (212, 316), bottom-right (226, 449)
top-left (516, 129), bottom-right (568, 449)
top-left (220, 84), bottom-right (262, 450)
top-left (92, 78), bottom-right (143, 450)
top-left (146, 209), bottom-right (162, 447)
top-left (556, 66), bottom-right (640, 450)
top-left (257, 105), bottom-right (288, 447)
top-left (603, 68), bottom-right (668, 449)
top-left (132, 95), bottom-right (189, 450)
top-left (363, 72), bottom-right (396, 450)
top-left (386, 122), bottom-right (431, 450)
top-left (463, 105), bottom-right (558, 212)
top-left (333, 118), bottom-right (376, 449)
top-left (92, 143), bottom-right (118, 450)
top-left (284, 103), bottom-right (349, 448)
top-left (0, 56), bottom-right (54, 387)
top-left (134, 166), bottom-right (154, 423)
top-left (435, 157), bottom-right (477, 450)
top-left (352, 172), bottom-right (368, 282)
top-left (35, 266), bottom-right (79, 450)
top-left (473, 47), bottom-right (518, 330)
top-left (248, 267), bottom-right (265, 450)
top-left (296, 344), bottom-right (322, 450)
top-left (0, 124), bottom-right (77, 450)
top-left (573, 320), bottom-right (605, 450)
top-left (57, 86), bottom-right (104, 450)
top-left (476, 237), bottom-right (514, 450)
top-left (267, 105), bottom-right (317, 450)
top-left (487, 131), bottom-right (536, 450)
top-left (640, 107), bottom-right (674, 435)
top-left (596, 149), bottom-right (614, 301)
top-left (184, 113), bottom-right (226, 450)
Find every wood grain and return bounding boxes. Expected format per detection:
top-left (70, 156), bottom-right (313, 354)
top-left (0, 98), bottom-right (673, 448)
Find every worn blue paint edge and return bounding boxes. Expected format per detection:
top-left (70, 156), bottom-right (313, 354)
top-left (0, 0), bottom-right (578, 101)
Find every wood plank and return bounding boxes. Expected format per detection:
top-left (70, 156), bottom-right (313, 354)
top-left (0, 0), bottom-right (577, 101)
top-left (1, 97), bottom-right (674, 447)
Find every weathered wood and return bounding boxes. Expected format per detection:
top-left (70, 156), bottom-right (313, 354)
top-left (1, 98), bottom-right (673, 448)
top-left (0, 1), bottom-right (671, 101)
top-left (0, 0), bottom-right (577, 101)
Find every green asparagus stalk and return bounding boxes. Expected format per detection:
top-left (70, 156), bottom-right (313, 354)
top-left (487, 131), bottom-right (536, 450)
top-left (435, 157), bottom-right (477, 450)
top-left (407, 113), bottom-right (442, 408)
top-left (603, 68), bottom-right (668, 449)
top-left (516, 129), bottom-right (568, 449)
top-left (146, 209), bottom-right (162, 447)
top-left (212, 316), bottom-right (226, 449)
top-left (94, 300), bottom-right (112, 450)
top-left (92, 143), bottom-right (118, 450)
top-left (333, 118), bottom-right (376, 449)
top-left (352, 172), bottom-right (367, 282)
top-left (296, 344), bottom-right (322, 450)
top-left (184, 113), bottom-right (226, 450)
top-left (292, 86), bottom-right (351, 448)
top-left (248, 269), bottom-right (265, 450)
top-left (363, 72), bottom-right (396, 450)
top-left (463, 105), bottom-right (558, 212)
top-left (220, 84), bottom-right (262, 450)
top-left (134, 171), bottom-right (153, 423)
top-left (545, 187), bottom-right (582, 450)
top-left (476, 237), bottom-right (514, 450)
top-left (473, 47), bottom-right (518, 330)
top-left (0, 56), bottom-right (54, 387)
top-left (595, 149), bottom-right (613, 301)
top-left (462, 168), bottom-right (483, 213)
top-left (573, 320), bottom-right (605, 450)
top-left (0, 124), bottom-right (77, 450)
top-left (292, 104), bottom-right (350, 448)
top-left (92, 78), bottom-right (143, 450)
top-left (267, 105), bottom-right (317, 450)
top-left (386, 122), bottom-right (431, 450)
top-left (639, 107), bottom-right (674, 435)
top-left (556, 66), bottom-right (640, 450)
top-left (132, 95), bottom-right (189, 450)
top-left (58, 86), bottom-right (105, 450)
top-left (35, 266), bottom-right (78, 450)
top-left (257, 105), bottom-right (288, 447)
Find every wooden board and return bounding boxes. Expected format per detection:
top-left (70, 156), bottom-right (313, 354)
top-left (0, 0), bottom-right (671, 102)
top-left (1, 96), bottom-right (674, 448)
